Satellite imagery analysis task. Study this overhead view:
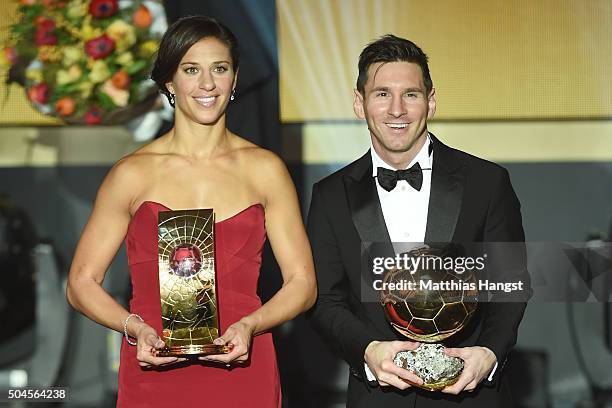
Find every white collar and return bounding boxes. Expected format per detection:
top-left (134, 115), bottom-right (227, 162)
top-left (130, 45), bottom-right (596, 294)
top-left (371, 134), bottom-right (432, 177)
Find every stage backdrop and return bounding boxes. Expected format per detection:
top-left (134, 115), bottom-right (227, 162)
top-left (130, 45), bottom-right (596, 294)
top-left (278, 0), bottom-right (612, 122)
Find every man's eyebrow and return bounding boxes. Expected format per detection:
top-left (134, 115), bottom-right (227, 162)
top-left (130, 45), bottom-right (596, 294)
top-left (369, 86), bottom-right (424, 93)
top-left (370, 86), bottom-right (391, 92)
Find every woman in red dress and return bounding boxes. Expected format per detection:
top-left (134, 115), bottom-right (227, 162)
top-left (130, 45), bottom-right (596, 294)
top-left (66, 16), bottom-right (317, 407)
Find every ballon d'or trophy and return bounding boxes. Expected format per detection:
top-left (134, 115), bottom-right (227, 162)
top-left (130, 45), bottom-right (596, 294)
top-left (380, 246), bottom-right (478, 391)
top-left (155, 208), bottom-right (232, 357)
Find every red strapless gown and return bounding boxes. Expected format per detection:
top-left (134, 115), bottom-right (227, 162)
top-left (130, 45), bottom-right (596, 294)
top-left (117, 201), bottom-right (281, 408)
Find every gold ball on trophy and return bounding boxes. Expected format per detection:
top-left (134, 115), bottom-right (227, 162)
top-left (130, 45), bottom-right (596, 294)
top-left (380, 246), bottom-right (478, 342)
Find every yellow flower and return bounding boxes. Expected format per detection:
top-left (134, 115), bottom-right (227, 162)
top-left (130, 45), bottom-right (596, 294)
top-left (68, 64), bottom-right (82, 79)
top-left (38, 46), bottom-right (61, 62)
top-left (56, 65), bottom-right (82, 85)
top-left (66, 0), bottom-right (87, 19)
top-left (115, 52), bottom-right (134, 67)
top-left (101, 79), bottom-right (129, 107)
top-left (56, 70), bottom-right (70, 85)
top-left (63, 46), bottom-right (83, 67)
top-left (138, 40), bottom-right (158, 59)
top-left (106, 20), bottom-right (136, 53)
top-left (79, 80), bottom-right (94, 98)
top-left (89, 60), bottom-right (111, 83)
top-left (25, 68), bottom-right (43, 83)
top-left (80, 23), bottom-right (103, 42)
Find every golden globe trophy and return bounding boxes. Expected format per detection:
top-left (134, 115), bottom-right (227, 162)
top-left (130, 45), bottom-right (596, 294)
top-left (380, 245), bottom-right (478, 391)
top-left (155, 208), bottom-right (232, 357)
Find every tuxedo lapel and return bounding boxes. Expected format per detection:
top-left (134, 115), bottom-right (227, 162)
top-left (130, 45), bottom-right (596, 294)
top-left (343, 152), bottom-right (395, 326)
top-left (425, 134), bottom-right (465, 243)
top-left (344, 151), bottom-right (394, 259)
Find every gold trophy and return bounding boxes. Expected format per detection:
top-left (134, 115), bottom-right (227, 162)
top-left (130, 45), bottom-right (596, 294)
top-left (380, 245), bottom-right (478, 391)
top-left (155, 208), bottom-right (232, 357)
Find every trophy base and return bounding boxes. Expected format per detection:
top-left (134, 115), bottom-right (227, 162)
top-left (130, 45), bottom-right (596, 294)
top-left (394, 344), bottom-right (463, 391)
top-left (401, 375), bottom-right (460, 392)
top-left (155, 343), bottom-right (233, 357)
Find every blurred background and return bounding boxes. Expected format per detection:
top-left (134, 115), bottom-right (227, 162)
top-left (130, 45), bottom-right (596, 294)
top-left (1, 0), bottom-right (611, 407)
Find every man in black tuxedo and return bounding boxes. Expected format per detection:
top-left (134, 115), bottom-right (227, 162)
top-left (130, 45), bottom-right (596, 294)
top-left (307, 35), bottom-right (530, 407)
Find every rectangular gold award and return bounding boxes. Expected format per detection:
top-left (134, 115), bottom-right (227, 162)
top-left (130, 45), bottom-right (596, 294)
top-left (155, 208), bottom-right (231, 356)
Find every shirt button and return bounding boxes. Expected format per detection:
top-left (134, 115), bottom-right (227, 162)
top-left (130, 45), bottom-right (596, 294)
top-left (401, 185), bottom-right (407, 192)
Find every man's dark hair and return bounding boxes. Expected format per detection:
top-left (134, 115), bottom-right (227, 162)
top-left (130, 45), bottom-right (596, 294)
top-left (356, 34), bottom-right (432, 95)
top-left (151, 15), bottom-right (240, 106)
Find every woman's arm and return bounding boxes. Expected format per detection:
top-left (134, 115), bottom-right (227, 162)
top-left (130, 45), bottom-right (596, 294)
top-left (204, 151), bottom-right (317, 364)
top-left (66, 158), bottom-right (179, 367)
top-left (246, 152), bottom-right (317, 331)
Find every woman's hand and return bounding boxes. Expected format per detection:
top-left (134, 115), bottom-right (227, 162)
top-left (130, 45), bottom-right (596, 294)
top-left (135, 324), bottom-right (185, 368)
top-left (199, 319), bottom-right (255, 365)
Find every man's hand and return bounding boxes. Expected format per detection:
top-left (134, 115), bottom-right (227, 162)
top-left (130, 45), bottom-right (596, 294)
top-left (441, 346), bottom-right (497, 394)
top-left (364, 340), bottom-right (423, 389)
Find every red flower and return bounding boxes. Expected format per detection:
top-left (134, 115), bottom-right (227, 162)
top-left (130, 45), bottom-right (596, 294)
top-left (85, 34), bottom-right (115, 59)
top-left (27, 83), bottom-right (49, 105)
top-left (84, 107), bottom-right (104, 125)
top-left (88, 0), bottom-right (118, 18)
top-left (34, 18), bottom-right (57, 46)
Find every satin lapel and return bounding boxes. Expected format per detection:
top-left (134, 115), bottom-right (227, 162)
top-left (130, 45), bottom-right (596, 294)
top-left (345, 152), bottom-right (393, 302)
top-left (344, 151), bottom-right (394, 259)
top-left (344, 152), bottom-right (394, 321)
top-left (424, 134), bottom-right (465, 244)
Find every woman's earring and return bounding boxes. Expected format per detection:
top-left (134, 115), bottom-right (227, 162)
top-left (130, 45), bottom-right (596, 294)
top-left (169, 93), bottom-right (175, 107)
top-left (230, 89), bottom-right (236, 101)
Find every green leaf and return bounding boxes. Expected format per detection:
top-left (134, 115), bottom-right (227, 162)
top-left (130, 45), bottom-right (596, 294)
top-left (11, 25), bottom-right (33, 35)
top-left (125, 60), bottom-right (146, 74)
top-left (55, 82), bottom-right (82, 94)
top-left (96, 91), bottom-right (117, 110)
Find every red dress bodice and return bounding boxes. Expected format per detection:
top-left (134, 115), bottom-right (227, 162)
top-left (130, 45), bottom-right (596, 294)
top-left (117, 201), bottom-right (281, 408)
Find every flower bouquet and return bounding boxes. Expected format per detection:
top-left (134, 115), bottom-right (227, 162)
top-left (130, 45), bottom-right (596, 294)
top-left (1, 0), bottom-right (164, 125)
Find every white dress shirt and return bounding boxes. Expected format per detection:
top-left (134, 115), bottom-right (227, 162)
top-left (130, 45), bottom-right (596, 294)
top-left (364, 134), bottom-right (498, 383)
top-left (371, 136), bottom-right (432, 251)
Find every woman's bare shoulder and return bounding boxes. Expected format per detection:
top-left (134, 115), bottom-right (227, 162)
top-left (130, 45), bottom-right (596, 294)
top-left (231, 140), bottom-right (291, 199)
top-left (99, 156), bottom-right (144, 202)
top-left (114, 135), bottom-right (170, 173)
top-left (102, 141), bottom-right (166, 200)
top-left (231, 134), bottom-right (284, 169)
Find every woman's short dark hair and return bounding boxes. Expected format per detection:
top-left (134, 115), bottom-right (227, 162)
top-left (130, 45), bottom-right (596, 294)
top-left (356, 34), bottom-right (432, 95)
top-left (151, 15), bottom-right (240, 106)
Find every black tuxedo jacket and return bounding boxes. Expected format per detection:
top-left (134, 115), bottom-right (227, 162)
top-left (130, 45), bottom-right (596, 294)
top-left (306, 135), bottom-right (530, 407)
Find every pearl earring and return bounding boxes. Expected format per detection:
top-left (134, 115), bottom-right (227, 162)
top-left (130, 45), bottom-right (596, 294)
top-left (230, 89), bottom-right (236, 101)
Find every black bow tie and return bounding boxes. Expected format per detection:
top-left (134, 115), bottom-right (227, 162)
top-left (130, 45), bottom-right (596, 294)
top-left (377, 163), bottom-right (423, 192)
